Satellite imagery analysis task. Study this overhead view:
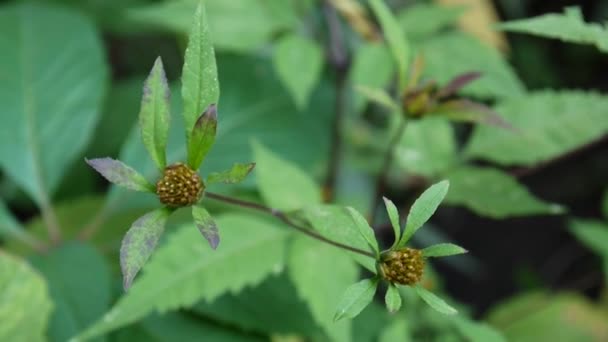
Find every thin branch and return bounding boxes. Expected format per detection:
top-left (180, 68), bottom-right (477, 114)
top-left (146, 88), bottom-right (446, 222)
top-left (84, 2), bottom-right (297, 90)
top-left (205, 192), bottom-right (377, 259)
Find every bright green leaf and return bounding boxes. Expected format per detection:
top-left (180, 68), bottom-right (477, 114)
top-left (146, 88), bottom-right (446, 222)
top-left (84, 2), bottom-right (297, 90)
top-left (351, 43), bottom-right (395, 113)
top-left (354, 85), bottom-right (400, 113)
top-left (187, 104), bottom-right (217, 170)
top-left (207, 162), bottom-right (255, 185)
top-left (379, 318), bottom-right (410, 342)
top-left (398, 180), bottom-right (449, 247)
top-left (385, 283), bottom-right (402, 313)
top-left (139, 57), bottom-right (171, 171)
top-left (569, 219), bottom-right (608, 261)
top-left (422, 243), bottom-right (467, 258)
top-left (414, 285), bottom-right (457, 315)
top-left (334, 278), bottom-right (379, 321)
top-left (192, 205), bottom-right (219, 249)
top-left (398, 3), bottom-right (464, 39)
top-left (85, 157), bottom-right (155, 193)
top-left (383, 197), bottom-right (401, 248)
top-left (274, 34), bottom-right (324, 110)
top-left (346, 207), bottom-right (380, 256)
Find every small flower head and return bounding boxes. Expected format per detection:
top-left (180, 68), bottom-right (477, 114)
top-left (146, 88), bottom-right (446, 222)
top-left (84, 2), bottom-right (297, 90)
top-left (156, 163), bottom-right (204, 207)
top-left (378, 248), bottom-right (425, 286)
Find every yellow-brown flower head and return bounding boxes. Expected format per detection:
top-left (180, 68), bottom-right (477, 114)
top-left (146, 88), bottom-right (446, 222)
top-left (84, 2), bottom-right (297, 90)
top-left (378, 248), bottom-right (425, 285)
top-left (156, 163), bottom-right (204, 207)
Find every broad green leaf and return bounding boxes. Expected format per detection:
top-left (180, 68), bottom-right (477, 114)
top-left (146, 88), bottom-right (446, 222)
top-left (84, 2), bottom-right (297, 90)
top-left (77, 214), bottom-right (287, 340)
top-left (422, 243), bottom-right (467, 258)
top-left (351, 43), bottom-right (395, 113)
top-left (465, 91), bottom-right (608, 166)
top-left (498, 7), bottom-right (608, 53)
top-left (369, 0), bottom-right (410, 91)
top-left (0, 3), bottom-right (107, 204)
top-left (274, 34), bottom-right (324, 110)
top-left (253, 141), bottom-right (321, 211)
top-left (379, 318), bottom-right (410, 342)
top-left (398, 180), bottom-right (449, 247)
top-left (385, 283), bottom-right (402, 313)
top-left (414, 286), bottom-right (457, 315)
top-left (334, 278), bottom-right (379, 321)
top-left (192, 205), bottom-right (219, 249)
top-left (289, 236), bottom-right (358, 342)
top-left (182, 2), bottom-right (220, 154)
top-left (383, 197), bottom-right (401, 248)
top-left (354, 86), bottom-right (400, 112)
top-left (569, 219), bottom-right (608, 276)
top-left (346, 207), bottom-right (379, 256)
top-left (452, 316), bottom-right (506, 342)
top-left (0, 252), bottom-right (52, 341)
top-left (31, 242), bottom-right (110, 342)
top-left (444, 167), bottom-right (563, 218)
top-left (187, 104), bottom-right (217, 170)
top-left (420, 33), bottom-right (524, 99)
top-left (140, 57), bottom-right (171, 171)
top-left (207, 162), bottom-right (255, 185)
top-left (85, 158), bottom-right (155, 193)
top-left (398, 3), bottom-right (464, 39)
top-left (120, 208), bottom-right (171, 290)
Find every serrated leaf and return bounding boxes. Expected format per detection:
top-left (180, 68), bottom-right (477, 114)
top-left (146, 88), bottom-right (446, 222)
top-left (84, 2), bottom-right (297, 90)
top-left (120, 208), bottom-right (171, 290)
top-left (379, 318), bottom-right (410, 342)
top-left (385, 283), bottom-right (402, 313)
top-left (414, 286), bottom-right (457, 315)
top-left (139, 57), bottom-right (171, 171)
top-left (422, 243), bottom-right (467, 258)
top-left (85, 157), bottom-right (155, 193)
top-left (187, 104), bottom-right (217, 170)
top-left (444, 166), bottom-right (564, 218)
top-left (397, 3), bottom-right (464, 39)
top-left (253, 141), bottom-right (321, 211)
top-left (465, 91), bottom-right (608, 166)
top-left (346, 207), bottom-right (379, 256)
top-left (383, 197), bottom-right (401, 248)
top-left (77, 214), bottom-right (287, 340)
top-left (334, 278), bottom-right (379, 321)
top-left (354, 85), bottom-right (400, 112)
top-left (398, 181), bottom-right (449, 247)
top-left (207, 162), bottom-right (255, 185)
top-left (0, 3), bottom-right (107, 204)
top-left (182, 2), bottom-right (220, 154)
top-left (351, 43), bottom-right (395, 113)
top-left (0, 252), bottom-right (52, 341)
top-left (192, 205), bottom-right (219, 249)
top-left (274, 34), bottom-right (323, 110)
top-left (498, 7), bottom-right (608, 53)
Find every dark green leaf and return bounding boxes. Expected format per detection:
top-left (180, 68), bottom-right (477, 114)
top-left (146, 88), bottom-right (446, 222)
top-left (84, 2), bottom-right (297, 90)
top-left (383, 197), bottom-right (401, 248)
top-left (192, 205), bottom-right (219, 249)
top-left (187, 104), bottom-right (217, 170)
top-left (385, 283), bottom-right (402, 313)
top-left (414, 286), bottom-right (457, 315)
top-left (422, 243), bottom-right (467, 258)
top-left (569, 219), bottom-right (608, 263)
top-left (334, 278), bottom-right (379, 321)
top-left (207, 162), bottom-right (255, 185)
top-left (85, 158), bottom-right (155, 193)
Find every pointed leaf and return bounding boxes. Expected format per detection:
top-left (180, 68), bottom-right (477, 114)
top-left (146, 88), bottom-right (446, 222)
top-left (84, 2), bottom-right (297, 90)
top-left (187, 104), bottom-right (217, 170)
top-left (433, 99), bottom-right (514, 131)
top-left (346, 207), bottom-right (379, 256)
top-left (120, 208), bottom-right (171, 290)
top-left (414, 285), bottom-right (457, 315)
top-left (569, 219), bottom-right (608, 260)
top-left (398, 180), bottom-right (449, 247)
top-left (354, 85), bottom-right (400, 112)
top-left (85, 157), bottom-right (155, 193)
top-left (351, 43), bottom-right (395, 113)
top-left (436, 72), bottom-right (482, 99)
top-left (182, 2), bottom-right (220, 150)
top-left (385, 283), bottom-right (402, 313)
top-left (383, 197), bottom-right (401, 248)
top-left (334, 278), bottom-right (379, 321)
top-left (206, 162), bottom-right (255, 185)
top-left (192, 205), bottom-right (219, 249)
top-left (422, 243), bottom-right (467, 258)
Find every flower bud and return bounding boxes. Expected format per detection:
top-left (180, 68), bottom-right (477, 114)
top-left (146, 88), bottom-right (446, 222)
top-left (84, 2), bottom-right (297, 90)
top-left (378, 248), bottom-right (424, 286)
top-left (156, 163), bottom-right (204, 207)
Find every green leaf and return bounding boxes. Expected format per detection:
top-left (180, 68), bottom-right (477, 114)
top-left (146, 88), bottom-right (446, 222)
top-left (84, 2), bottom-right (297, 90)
top-left (334, 278), bottom-right (379, 321)
top-left (465, 91), bottom-right (608, 166)
top-left (289, 236), bottom-right (358, 342)
top-left (253, 141), bottom-right (321, 211)
top-left (379, 318), bottom-right (410, 342)
top-left (444, 166), bottom-right (564, 218)
top-left (414, 286), bottom-right (457, 315)
top-left (398, 180), bottom-right (449, 247)
top-left (192, 205), bottom-right (219, 249)
top-left (498, 7), bottom-right (608, 53)
top-left (0, 252), bottom-right (52, 341)
top-left (569, 219), bottom-right (608, 265)
top-left (207, 162), bottom-right (255, 185)
top-left (0, 3), bottom-right (107, 204)
top-left (31, 242), bottom-right (110, 342)
top-left (85, 157), bottom-right (155, 193)
top-left (383, 197), bottom-right (401, 248)
top-left (452, 316), bottom-right (507, 342)
top-left (139, 57), bottom-right (171, 171)
top-left (120, 208), bottom-right (171, 290)
top-left (422, 243), bottom-right (467, 258)
top-left (354, 85), bottom-right (400, 113)
top-left (187, 104), bottom-right (218, 170)
top-left (385, 283), bottom-right (402, 313)
top-left (369, 0), bottom-right (410, 91)
top-left (182, 2), bottom-right (220, 155)
top-left (77, 214), bottom-right (287, 340)
top-left (346, 207), bottom-right (379, 256)
top-left (351, 43), bottom-right (395, 113)
top-left (398, 3), bottom-right (464, 39)
top-left (274, 34), bottom-right (324, 110)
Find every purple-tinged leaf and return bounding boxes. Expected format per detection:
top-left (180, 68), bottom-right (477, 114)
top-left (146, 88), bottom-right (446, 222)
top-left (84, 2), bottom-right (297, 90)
top-left (85, 157), bottom-right (154, 193)
top-left (207, 162), bottom-right (255, 185)
top-left (187, 104), bottom-right (217, 170)
top-left (436, 72), bottom-right (482, 99)
top-left (433, 99), bottom-right (518, 132)
top-left (192, 205), bottom-right (219, 249)
top-left (120, 208), bottom-right (171, 290)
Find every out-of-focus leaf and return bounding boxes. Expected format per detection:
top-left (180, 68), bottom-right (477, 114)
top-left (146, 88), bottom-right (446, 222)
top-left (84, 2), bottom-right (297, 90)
top-left (334, 278), bottom-right (379, 321)
top-left (422, 243), bottom-right (467, 258)
top-left (0, 3), bottom-right (107, 204)
top-left (354, 86), bottom-right (400, 113)
top-left (192, 205), bottom-right (219, 249)
top-left (603, 190), bottom-right (608, 220)
top-left (31, 242), bottom-right (110, 342)
top-left (398, 3), bottom-right (464, 39)
top-left (569, 219), bottom-right (608, 277)
top-left (378, 318), bottom-right (410, 342)
top-left (346, 207), bottom-right (380, 256)
top-left (350, 43), bottom-right (395, 113)
top-left (0, 252), bottom-right (52, 341)
top-left (414, 286), bottom-right (457, 315)
top-left (444, 166), bottom-right (564, 218)
top-left (498, 7), bottom-right (608, 53)
top-left (398, 181), bottom-right (449, 247)
top-left (207, 162), bottom-right (255, 185)
top-left (465, 91), bottom-right (608, 166)
top-left (383, 197), bottom-right (401, 248)
top-left (451, 316), bottom-right (506, 342)
top-left (85, 158), bottom-right (155, 193)
top-left (385, 284), bottom-right (402, 313)
top-left (435, 72), bottom-right (482, 99)
top-left (188, 104), bottom-right (218, 170)
top-left (432, 99), bottom-right (514, 130)
top-left (77, 214), bottom-right (287, 340)
top-left (274, 34), bottom-right (324, 110)
top-left (0, 199), bottom-right (36, 246)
